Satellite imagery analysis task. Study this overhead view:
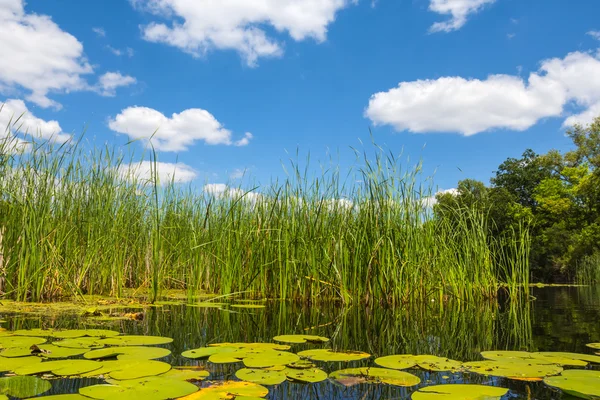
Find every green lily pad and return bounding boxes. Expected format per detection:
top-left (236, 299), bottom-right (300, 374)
top-left (243, 351), bottom-right (300, 368)
top-left (106, 360), bottom-right (172, 380)
top-left (273, 335), bottom-right (330, 344)
top-left (236, 368), bottom-right (287, 385)
top-left (374, 355), bottom-right (417, 370)
top-left (0, 336), bottom-right (46, 348)
top-left (159, 367), bottom-right (210, 381)
top-left (1, 347), bottom-right (36, 358)
top-left (177, 381), bottom-right (268, 399)
top-left (0, 376), bottom-right (52, 397)
top-left (80, 376), bottom-right (198, 400)
top-left (54, 337), bottom-right (105, 349)
top-left (99, 335), bottom-right (173, 346)
top-left (181, 346), bottom-right (236, 359)
top-left (534, 352), bottom-right (600, 364)
top-left (481, 351), bottom-right (587, 367)
top-left (84, 346), bottom-right (171, 360)
top-left (329, 367), bottom-right (421, 387)
top-left (587, 343), bottom-right (600, 350)
top-left (0, 356), bottom-right (42, 372)
top-left (298, 349), bottom-right (371, 362)
top-left (463, 360), bottom-right (563, 381)
top-left (285, 367), bottom-right (328, 383)
top-left (209, 342), bottom-right (290, 351)
top-left (208, 350), bottom-right (251, 364)
top-left (12, 329), bottom-right (56, 337)
top-left (24, 395), bottom-right (89, 400)
top-left (35, 344), bottom-right (88, 358)
top-left (287, 360), bottom-right (316, 369)
top-left (187, 302), bottom-right (225, 308)
top-left (411, 384), bottom-right (509, 400)
top-left (543, 369), bottom-right (600, 399)
top-left (15, 359), bottom-right (102, 376)
top-left (414, 355), bottom-right (462, 372)
top-left (53, 329), bottom-right (120, 339)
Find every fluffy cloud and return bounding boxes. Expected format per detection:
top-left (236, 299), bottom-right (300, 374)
top-left (1, 99), bottom-right (71, 149)
top-left (203, 183), bottom-right (261, 202)
top-left (95, 72), bottom-right (137, 97)
top-left (130, 0), bottom-right (355, 66)
top-left (366, 50), bottom-right (600, 135)
top-left (0, 1), bottom-right (135, 108)
top-left (118, 161), bottom-right (198, 184)
top-left (429, 0), bottom-right (496, 33)
top-left (422, 188), bottom-right (458, 208)
top-left (108, 106), bottom-right (253, 152)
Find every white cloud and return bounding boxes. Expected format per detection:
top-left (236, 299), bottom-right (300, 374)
top-left (422, 188), bottom-right (458, 208)
top-left (563, 102), bottom-right (600, 127)
top-left (118, 161), bottom-right (198, 184)
top-left (108, 106), bottom-right (253, 152)
top-left (429, 0), bottom-right (496, 33)
top-left (92, 27), bottom-right (106, 37)
top-left (1, 98), bottom-right (71, 147)
top-left (234, 132), bottom-right (253, 147)
top-left (229, 168), bottom-right (247, 180)
top-left (203, 183), bottom-right (261, 202)
top-left (0, 1), bottom-right (135, 108)
top-left (130, 0), bottom-right (355, 66)
top-left (106, 45), bottom-right (135, 57)
top-left (366, 50), bottom-right (600, 135)
top-left (95, 72), bottom-right (137, 97)
top-left (588, 31), bottom-right (600, 41)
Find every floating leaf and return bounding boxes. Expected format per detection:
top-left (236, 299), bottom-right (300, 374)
top-left (463, 360), bottom-right (563, 381)
top-left (53, 329), bottom-right (120, 339)
top-left (0, 336), bottom-right (46, 348)
top-left (243, 351), bottom-right (300, 368)
top-left (80, 376), bottom-right (197, 400)
top-left (329, 367), bottom-right (420, 387)
top-left (209, 342), bottom-right (290, 351)
top-left (1, 347), bottom-right (36, 358)
top-left (587, 343), bottom-right (600, 350)
top-left (35, 344), bottom-right (88, 359)
top-left (534, 352), bottom-right (600, 365)
top-left (374, 355), bottom-right (417, 370)
top-left (298, 349), bottom-right (370, 362)
top-left (411, 384), bottom-right (509, 400)
top-left (12, 329), bottom-right (55, 337)
top-left (84, 346), bottom-right (171, 360)
top-left (236, 368), bottom-right (287, 385)
top-left (24, 395), bottom-right (89, 400)
top-left (187, 302), bottom-right (225, 308)
top-left (0, 356), bottom-right (42, 373)
top-left (54, 337), bottom-right (105, 349)
top-left (15, 359), bottom-right (102, 376)
top-left (273, 334), bottom-right (329, 344)
top-left (481, 350), bottom-right (587, 367)
top-left (285, 367), bottom-right (328, 383)
top-left (0, 376), bottom-right (51, 397)
top-left (107, 360), bottom-right (172, 380)
top-left (99, 335), bottom-right (173, 346)
top-left (543, 369), bottom-right (600, 399)
top-left (287, 360), bottom-right (316, 369)
top-left (414, 355), bottom-right (462, 372)
top-left (159, 367), bottom-right (210, 381)
top-left (181, 346), bottom-right (236, 359)
top-left (178, 381), bottom-right (268, 399)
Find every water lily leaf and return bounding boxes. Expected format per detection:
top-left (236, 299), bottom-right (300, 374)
top-left (177, 381), bottom-right (268, 399)
top-left (285, 367), bottom-right (328, 383)
top-left (329, 367), bottom-right (420, 387)
top-left (15, 359), bottom-right (102, 376)
top-left (543, 369), bottom-right (600, 399)
top-left (84, 346), bottom-right (171, 360)
top-left (24, 395), bottom-right (89, 400)
top-left (534, 352), bottom-right (600, 364)
top-left (99, 335), bottom-right (173, 346)
top-left (80, 376), bottom-right (197, 400)
top-left (107, 360), bottom-right (172, 380)
top-left (53, 329), bottom-right (120, 339)
top-left (35, 344), bottom-right (88, 358)
top-left (587, 343), bottom-right (600, 350)
top-left (374, 355), bottom-right (417, 370)
top-left (54, 337), bottom-right (105, 349)
top-left (236, 368), bottom-right (287, 385)
top-left (0, 356), bottom-right (42, 372)
top-left (1, 347), bottom-right (36, 357)
top-left (481, 351), bottom-right (587, 367)
top-left (411, 384), bottom-right (509, 400)
top-left (187, 302), bottom-right (226, 308)
top-left (298, 349), bottom-right (371, 362)
top-left (181, 346), bottom-right (236, 359)
top-left (463, 360), bottom-right (563, 381)
top-left (209, 342), bottom-right (290, 351)
top-left (12, 329), bottom-right (55, 337)
top-left (287, 360), bottom-right (316, 369)
top-left (273, 334), bottom-right (329, 344)
top-left (0, 376), bottom-right (52, 397)
top-left (0, 336), bottom-right (46, 348)
top-left (414, 355), bottom-right (462, 372)
top-left (159, 367), bottom-right (210, 381)
top-left (209, 350), bottom-right (250, 364)
top-left (243, 351), bottom-right (300, 368)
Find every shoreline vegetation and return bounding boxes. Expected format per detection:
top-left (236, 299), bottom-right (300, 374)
top-left (0, 126), bottom-right (530, 304)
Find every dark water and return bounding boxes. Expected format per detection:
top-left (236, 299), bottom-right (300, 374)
top-left (2, 286), bottom-right (600, 399)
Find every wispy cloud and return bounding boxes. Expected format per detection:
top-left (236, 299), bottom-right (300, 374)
top-left (429, 0), bottom-right (497, 33)
top-left (92, 27), bottom-right (106, 37)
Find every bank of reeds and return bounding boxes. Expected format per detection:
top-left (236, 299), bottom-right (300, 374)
top-left (576, 252), bottom-right (600, 285)
top-left (0, 129), bottom-right (530, 303)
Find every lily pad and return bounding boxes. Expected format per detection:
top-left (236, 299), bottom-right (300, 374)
top-left (587, 343), bottom-right (600, 350)
top-left (35, 344), bottom-right (88, 359)
top-left (181, 346), bottom-right (236, 359)
top-left (15, 359), bottom-right (102, 376)
top-left (236, 368), bottom-right (287, 385)
top-left (12, 329), bottom-right (56, 337)
top-left (106, 360), bottom-right (172, 380)
top-left (0, 376), bottom-right (52, 397)
top-left (53, 329), bottom-right (120, 339)
top-left (0, 336), bottom-right (46, 348)
top-left (414, 355), bottom-right (462, 372)
top-left (99, 335), bottom-right (173, 346)
top-left (285, 367), bottom-right (328, 383)
top-left (177, 381), bottom-right (268, 399)
top-left (159, 367), bottom-right (210, 381)
top-left (243, 351), bottom-right (300, 368)
top-left (298, 349), bottom-right (371, 362)
top-left (273, 335), bottom-right (329, 344)
top-left (209, 342), bottom-right (290, 351)
top-left (1, 347), bottom-right (36, 358)
top-left (463, 360), bottom-right (563, 381)
top-left (534, 351), bottom-right (600, 364)
top-left (481, 351), bottom-right (587, 367)
top-left (84, 346), bottom-right (171, 360)
top-left (411, 384), bottom-right (509, 400)
top-left (80, 376), bottom-right (198, 400)
top-left (329, 367), bottom-right (420, 387)
top-left (0, 356), bottom-right (42, 373)
top-left (287, 360), bottom-right (316, 369)
top-left (543, 369), bottom-right (600, 399)
top-left (208, 350), bottom-right (251, 364)
top-left (24, 395), bottom-right (89, 400)
top-left (54, 337), bottom-right (105, 349)
top-left (374, 355), bottom-right (417, 370)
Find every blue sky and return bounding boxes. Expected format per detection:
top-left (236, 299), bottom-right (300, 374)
top-left (1, 0), bottom-right (600, 196)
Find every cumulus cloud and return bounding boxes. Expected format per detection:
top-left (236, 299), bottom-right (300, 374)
top-left (108, 106), bottom-right (253, 152)
top-left (95, 72), bottom-right (137, 97)
top-left (422, 188), bottom-right (458, 208)
top-left (366, 50), bottom-right (600, 135)
top-left (1, 99), bottom-right (71, 149)
top-left (429, 0), bottom-right (496, 33)
top-left (118, 161), bottom-right (197, 184)
top-left (203, 183), bottom-right (261, 202)
top-left (130, 0), bottom-right (355, 66)
top-left (0, 1), bottom-right (136, 108)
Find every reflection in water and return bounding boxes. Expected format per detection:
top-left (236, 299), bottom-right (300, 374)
top-left (2, 287), bottom-right (600, 399)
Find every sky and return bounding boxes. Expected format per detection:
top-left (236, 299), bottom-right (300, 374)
top-left (1, 0), bottom-right (600, 197)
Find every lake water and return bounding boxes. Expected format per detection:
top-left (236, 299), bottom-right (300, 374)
top-left (1, 286), bottom-right (599, 399)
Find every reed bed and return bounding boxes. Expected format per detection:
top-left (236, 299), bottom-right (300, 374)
top-left (0, 130), bottom-right (530, 303)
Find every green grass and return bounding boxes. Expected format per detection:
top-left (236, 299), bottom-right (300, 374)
top-left (576, 252), bottom-right (600, 285)
top-left (0, 127), bottom-right (530, 303)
